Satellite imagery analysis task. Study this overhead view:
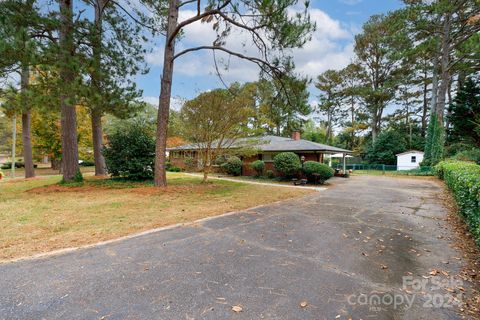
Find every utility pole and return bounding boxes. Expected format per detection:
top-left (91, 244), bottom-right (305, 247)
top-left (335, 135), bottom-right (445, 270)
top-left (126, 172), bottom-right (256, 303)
top-left (11, 114), bottom-right (16, 178)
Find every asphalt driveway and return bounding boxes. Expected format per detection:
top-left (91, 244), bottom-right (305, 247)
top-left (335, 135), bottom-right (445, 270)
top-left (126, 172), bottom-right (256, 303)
top-left (0, 176), bottom-right (473, 319)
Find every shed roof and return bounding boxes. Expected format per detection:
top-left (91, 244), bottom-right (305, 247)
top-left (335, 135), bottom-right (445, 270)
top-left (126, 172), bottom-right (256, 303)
top-left (168, 135), bottom-right (352, 154)
top-left (396, 150), bottom-right (424, 156)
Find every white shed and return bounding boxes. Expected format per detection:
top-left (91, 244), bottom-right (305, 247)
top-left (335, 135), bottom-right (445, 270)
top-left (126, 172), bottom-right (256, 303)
top-left (396, 150), bottom-right (424, 171)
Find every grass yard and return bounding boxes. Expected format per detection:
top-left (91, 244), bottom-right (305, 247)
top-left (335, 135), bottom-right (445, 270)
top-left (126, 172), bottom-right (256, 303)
top-left (0, 172), bottom-right (312, 261)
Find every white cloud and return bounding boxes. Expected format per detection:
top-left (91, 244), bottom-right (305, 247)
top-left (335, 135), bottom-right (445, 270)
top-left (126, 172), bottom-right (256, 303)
top-left (145, 7), bottom-right (355, 84)
top-left (339, 0), bottom-right (362, 5)
top-left (140, 96), bottom-right (184, 111)
top-left (141, 96), bottom-right (158, 106)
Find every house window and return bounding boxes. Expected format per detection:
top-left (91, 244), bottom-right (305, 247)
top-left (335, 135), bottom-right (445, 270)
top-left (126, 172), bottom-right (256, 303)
top-left (411, 156), bottom-right (416, 163)
top-left (262, 154), bottom-right (274, 162)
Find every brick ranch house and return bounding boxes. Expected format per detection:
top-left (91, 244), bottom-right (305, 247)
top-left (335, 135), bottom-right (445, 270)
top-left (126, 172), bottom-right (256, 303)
top-left (168, 132), bottom-right (353, 176)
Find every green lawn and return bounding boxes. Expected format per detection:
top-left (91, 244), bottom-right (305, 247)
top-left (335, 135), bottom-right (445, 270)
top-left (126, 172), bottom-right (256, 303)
top-left (0, 172), bottom-right (312, 261)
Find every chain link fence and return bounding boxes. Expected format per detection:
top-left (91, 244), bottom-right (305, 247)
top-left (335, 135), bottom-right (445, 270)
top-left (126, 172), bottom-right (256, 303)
top-left (333, 163), bottom-right (434, 176)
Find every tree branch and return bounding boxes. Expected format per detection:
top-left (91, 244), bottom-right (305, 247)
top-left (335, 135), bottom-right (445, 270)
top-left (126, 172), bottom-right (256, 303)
top-left (167, 0), bottom-right (231, 45)
top-left (110, 0), bottom-right (165, 35)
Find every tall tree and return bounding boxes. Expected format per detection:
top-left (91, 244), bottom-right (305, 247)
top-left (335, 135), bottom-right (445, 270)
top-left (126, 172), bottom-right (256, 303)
top-left (405, 0), bottom-right (480, 165)
top-left (354, 14), bottom-right (408, 143)
top-left (81, 0), bottom-right (148, 176)
top-left (146, 0), bottom-right (315, 186)
top-left (0, 0), bottom-right (44, 178)
top-left (256, 75), bottom-right (311, 136)
top-left (57, 0), bottom-right (81, 181)
top-left (338, 63), bottom-right (365, 151)
top-left (447, 77), bottom-right (480, 147)
top-left (315, 69), bottom-right (344, 144)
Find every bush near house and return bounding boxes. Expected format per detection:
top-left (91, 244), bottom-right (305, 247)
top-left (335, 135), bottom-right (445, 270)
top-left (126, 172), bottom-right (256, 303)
top-left (184, 157), bottom-right (196, 170)
top-left (250, 160), bottom-right (265, 177)
top-left (435, 160), bottom-right (480, 245)
top-left (103, 125), bottom-right (155, 180)
top-left (221, 156), bottom-right (243, 176)
top-left (273, 152), bottom-right (301, 178)
top-left (266, 170), bottom-right (275, 179)
top-left (302, 161), bottom-right (334, 184)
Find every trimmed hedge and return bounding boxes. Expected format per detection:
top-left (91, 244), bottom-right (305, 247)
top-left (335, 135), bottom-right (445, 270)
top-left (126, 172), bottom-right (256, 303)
top-left (273, 152), bottom-right (301, 177)
top-left (435, 160), bottom-right (480, 245)
top-left (250, 160), bottom-right (265, 176)
top-left (221, 156), bottom-right (243, 176)
top-left (302, 161), bottom-right (334, 184)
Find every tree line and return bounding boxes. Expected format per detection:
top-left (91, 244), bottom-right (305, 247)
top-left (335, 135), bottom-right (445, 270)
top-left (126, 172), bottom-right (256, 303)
top-left (0, 0), bottom-right (315, 186)
top-left (0, 0), bottom-right (478, 186)
top-left (314, 0), bottom-right (479, 165)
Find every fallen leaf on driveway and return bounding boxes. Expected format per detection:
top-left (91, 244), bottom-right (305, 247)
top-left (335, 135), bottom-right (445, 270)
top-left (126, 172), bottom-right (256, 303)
top-left (232, 305), bottom-right (243, 313)
top-left (300, 301), bottom-right (308, 308)
top-left (381, 265), bottom-right (388, 270)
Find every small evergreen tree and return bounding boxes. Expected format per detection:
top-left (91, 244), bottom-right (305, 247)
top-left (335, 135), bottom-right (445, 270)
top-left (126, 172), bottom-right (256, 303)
top-left (365, 131), bottom-right (407, 165)
top-left (103, 124), bottom-right (155, 180)
top-left (447, 77), bottom-right (480, 147)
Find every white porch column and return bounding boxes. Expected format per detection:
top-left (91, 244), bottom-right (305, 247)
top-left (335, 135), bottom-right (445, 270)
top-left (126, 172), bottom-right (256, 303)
top-left (342, 153), bottom-right (346, 173)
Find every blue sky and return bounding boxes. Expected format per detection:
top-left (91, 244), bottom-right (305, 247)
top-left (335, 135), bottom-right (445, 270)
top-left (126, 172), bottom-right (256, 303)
top-left (138, 0), bottom-right (404, 109)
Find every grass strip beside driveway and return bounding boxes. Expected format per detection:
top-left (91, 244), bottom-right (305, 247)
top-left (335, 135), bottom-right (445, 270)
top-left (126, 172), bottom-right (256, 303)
top-left (0, 173), bottom-right (313, 261)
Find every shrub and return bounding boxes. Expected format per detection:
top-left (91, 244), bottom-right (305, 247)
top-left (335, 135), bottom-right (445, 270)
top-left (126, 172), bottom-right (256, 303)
top-left (0, 170), bottom-right (3, 180)
top-left (167, 166), bottom-right (181, 172)
top-left (183, 157), bottom-right (196, 170)
top-left (302, 161), bottom-right (334, 184)
top-left (273, 152), bottom-right (301, 177)
top-left (1, 162), bottom-right (37, 169)
top-left (79, 160), bottom-right (95, 167)
top-left (451, 149), bottom-right (480, 164)
top-left (266, 169), bottom-right (274, 179)
top-left (214, 155), bottom-right (227, 166)
top-left (221, 156), bottom-right (243, 176)
top-left (395, 167), bottom-right (434, 176)
top-left (103, 125), bottom-right (155, 180)
top-left (250, 160), bottom-right (265, 177)
top-left (435, 160), bottom-right (480, 246)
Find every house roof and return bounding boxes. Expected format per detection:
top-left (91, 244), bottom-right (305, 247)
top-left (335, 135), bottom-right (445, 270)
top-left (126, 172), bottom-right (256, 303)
top-left (168, 135), bottom-right (353, 154)
top-left (396, 150), bottom-right (424, 156)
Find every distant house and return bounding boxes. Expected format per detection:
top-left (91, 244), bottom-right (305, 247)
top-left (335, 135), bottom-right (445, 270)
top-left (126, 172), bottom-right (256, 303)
top-left (168, 132), bottom-right (352, 176)
top-left (396, 150), bottom-right (424, 170)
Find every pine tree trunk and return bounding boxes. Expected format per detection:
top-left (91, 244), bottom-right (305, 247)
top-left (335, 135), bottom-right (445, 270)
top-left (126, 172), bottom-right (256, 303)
top-left (371, 115), bottom-right (378, 144)
top-left (91, 0), bottom-right (107, 176)
top-left (421, 66), bottom-right (428, 138)
top-left (350, 98), bottom-right (355, 150)
top-left (59, 0), bottom-right (80, 182)
top-left (51, 159), bottom-right (62, 171)
top-left (445, 79), bottom-right (453, 131)
top-left (154, 0), bottom-right (179, 187)
top-left (436, 12), bottom-right (452, 122)
top-left (21, 65), bottom-right (35, 178)
top-left (91, 110), bottom-right (106, 175)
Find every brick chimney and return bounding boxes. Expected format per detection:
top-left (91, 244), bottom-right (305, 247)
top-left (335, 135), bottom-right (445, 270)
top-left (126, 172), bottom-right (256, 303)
top-left (291, 131), bottom-right (301, 141)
